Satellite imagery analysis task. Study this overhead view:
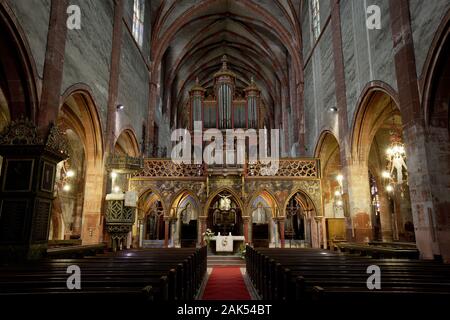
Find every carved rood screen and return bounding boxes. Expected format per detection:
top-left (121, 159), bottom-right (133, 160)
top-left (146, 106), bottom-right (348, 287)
top-left (132, 159), bottom-right (319, 178)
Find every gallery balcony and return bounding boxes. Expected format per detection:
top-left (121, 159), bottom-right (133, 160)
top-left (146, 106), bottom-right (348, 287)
top-left (132, 158), bottom-right (319, 179)
top-left (106, 154), bottom-right (144, 173)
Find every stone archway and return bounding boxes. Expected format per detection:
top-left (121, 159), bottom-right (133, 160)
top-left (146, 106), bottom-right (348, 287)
top-left (169, 191), bottom-right (201, 248)
top-left (283, 190), bottom-right (320, 248)
top-left (0, 3), bottom-right (39, 122)
top-left (206, 191), bottom-right (243, 237)
top-left (136, 188), bottom-right (167, 248)
top-left (315, 131), bottom-right (343, 218)
top-left (114, 128), bottom-right (140, 157)
top-left (315, 131), bottom-right (346, 247)
top-left (349, 85), bottom-right (408, 243)
top-left (55, 87), bottom-right (104, 245)
top-left (247, 190), bottom-right (279, 247)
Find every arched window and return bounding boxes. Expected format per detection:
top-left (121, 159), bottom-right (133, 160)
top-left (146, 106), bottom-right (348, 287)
top-left (311, 0), bottom-right (320, 41)
top-left (132, 0), bottom-right (145, 47)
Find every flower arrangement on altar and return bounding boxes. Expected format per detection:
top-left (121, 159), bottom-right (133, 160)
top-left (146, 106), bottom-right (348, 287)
top-left (202, 228), bottom-right (214, 245)
top-left (238, 243), bottom-right (248, 260)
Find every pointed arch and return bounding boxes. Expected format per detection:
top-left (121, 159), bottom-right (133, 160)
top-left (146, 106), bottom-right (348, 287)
top-left (60, 84), bottom-right (104, 165)
top-left (420, 8), bottom-right (450, 124)
top-left (169, 189), bottom-right (201, 218)
top-left (54, 84), bottom-right (105, 244)
top-left (202, 187), bottom-right (244, 217)
top-left (245, 189), bottom-right (280, 218)
top-left (137, 187), bottom-right (167, 218)
top-left (0, 2), bottom-right (39, 121)
top-left (283, 188), bottom-right (318, 217)
top-left (350, 82), bottom-right (400, 163)
top-left (114, 127), bottom-right (140, 157)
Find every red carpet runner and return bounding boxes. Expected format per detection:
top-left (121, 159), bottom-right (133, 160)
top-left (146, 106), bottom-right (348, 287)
top-left (202, 267), bottom-right (251, 300)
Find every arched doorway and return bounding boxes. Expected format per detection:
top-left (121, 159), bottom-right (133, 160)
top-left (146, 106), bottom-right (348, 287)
top-left (284, 191), bottom-right (316, 248)
top-left (249, 191), bottom-right (278, 248)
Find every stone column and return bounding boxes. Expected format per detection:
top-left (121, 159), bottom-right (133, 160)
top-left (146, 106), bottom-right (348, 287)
top-left (378, 189), bottom-right (393, 242)
top-left (163, 217), bottom-right (170, 248)
top-left (147, 82), bottom-right (158, 151)
top-left (345, 161), bottom-right (372, 242)
top-left (389, 0), bottom-right (439, 259)
top-left (278, 217), bottom-right (285, 248)
top-left (37, 0), bottom-right (68, 128)
top-left (242, 216), bottom-right (250, 243)
top-left (199, 217), bottom-right (207, 246)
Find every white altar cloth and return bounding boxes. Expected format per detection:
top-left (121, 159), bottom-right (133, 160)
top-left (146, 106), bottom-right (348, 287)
top-left (212, 233), bottom-right (245, 252)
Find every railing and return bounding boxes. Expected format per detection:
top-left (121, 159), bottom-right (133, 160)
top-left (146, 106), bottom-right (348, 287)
top-left (132, 158), bottom-right (319, 178)
top-left (247, 159), bottom-right (319, 178)
top-left (131, 159), bottom-right (204, 178)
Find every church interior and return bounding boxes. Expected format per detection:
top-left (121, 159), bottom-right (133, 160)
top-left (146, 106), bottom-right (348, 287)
top-left (0, 0), bottom-right (450, 307)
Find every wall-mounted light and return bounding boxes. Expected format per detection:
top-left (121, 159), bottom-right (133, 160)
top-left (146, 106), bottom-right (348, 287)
top-left (113, 186), bottom-right (121, 193)
top-left (110, 171), bottom-right (118, 179)
top-left (336, 174), bottom-right (343, 183)
top-left (386, 185), bottom-right (394, 193)
top-left (382, 171), bottom-right (390, 179)
top-left (63, 184), bottom-right (71, 192)
top-left (66, 170), bottom-right (75, 178)
top-left (329, 106), bottom-right (338, 112)
top-left (117, 104), bottom-right (125, 111)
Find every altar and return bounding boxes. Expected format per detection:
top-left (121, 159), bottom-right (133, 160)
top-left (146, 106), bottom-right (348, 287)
top-left (212, 232), bottom-right (245, 252)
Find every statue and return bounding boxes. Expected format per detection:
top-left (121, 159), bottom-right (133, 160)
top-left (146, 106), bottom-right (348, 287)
top-left (219, 194), bottom-right (231, 211)
top-left (181, 203), bottom-right (192, 224)
top-left (252, 203), bottom-right (267, 224)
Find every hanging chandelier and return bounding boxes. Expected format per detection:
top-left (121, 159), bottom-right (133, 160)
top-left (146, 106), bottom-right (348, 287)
top-left (384, 116), bottom-right (407, 192)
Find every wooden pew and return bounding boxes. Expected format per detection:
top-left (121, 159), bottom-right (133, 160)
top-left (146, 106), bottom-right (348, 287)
top-left (0, 246), bottom-right (207, 302)
top-left (246, 246), bottom-right (450, 303)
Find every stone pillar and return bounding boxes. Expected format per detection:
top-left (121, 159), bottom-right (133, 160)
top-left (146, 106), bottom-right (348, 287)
top-left (278, 217), bottom-right (285, 248)
top-left (378, 189), bottom-right (393, 242)
top-left (243, 216), bottom-right (250, 243)
top-left (345, 162), bottom-right (372, 242)
top-left (400, 122), bottom-right (436, 258)
top-left (139, 220), bottom-right (144, 248)
top-left (105, 0), bottom-right (124, 154)
top-left (164, 217), bottom-right (170, 248)
top-left (199, 217), bottom-right (207, 246)
top-left (147, 82), bottom-right (158, 151)
top-left (81, 171), bottom-right (105, 244)
top-left (389, 0), bottom-right (438, 259)
top-left (37, 0), bottom-right (68, 128)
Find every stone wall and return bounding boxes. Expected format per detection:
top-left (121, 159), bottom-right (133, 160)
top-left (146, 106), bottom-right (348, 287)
top-left (8, 0), bottom-right (51, 78)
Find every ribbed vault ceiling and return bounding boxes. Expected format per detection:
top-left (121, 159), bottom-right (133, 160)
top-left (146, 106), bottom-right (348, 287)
top-left (150, 0), bottom-right (303, 128)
